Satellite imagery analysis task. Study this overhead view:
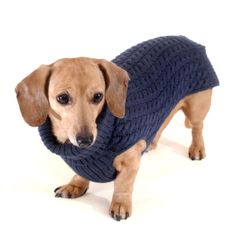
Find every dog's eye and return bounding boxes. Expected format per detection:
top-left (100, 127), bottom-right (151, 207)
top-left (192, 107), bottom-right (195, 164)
top-left (93, 92), bottom-right (103, 104)
top-left (56, 93), bottom-right (70, 105)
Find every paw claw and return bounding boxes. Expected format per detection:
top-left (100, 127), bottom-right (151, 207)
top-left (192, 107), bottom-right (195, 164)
top-left (111, 211), bottom-right (114, 218)
top-left (54, 187), bottom-right (61, 193)
top-left (115, 215), bottom-right (121, 221)
top-left (55, 192), bottom-right (63, 198)
top-left (188, 152), bottom-right (196, 160)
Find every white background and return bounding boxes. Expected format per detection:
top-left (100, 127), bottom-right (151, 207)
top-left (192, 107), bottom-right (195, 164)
top-left (0, 0), bottom-right (235, 235)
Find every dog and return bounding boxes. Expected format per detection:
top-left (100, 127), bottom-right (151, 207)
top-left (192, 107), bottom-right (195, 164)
top-left (16, 36), bottom-right (219, 221)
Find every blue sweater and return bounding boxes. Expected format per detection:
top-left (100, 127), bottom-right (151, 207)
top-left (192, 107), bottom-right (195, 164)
top-left (39, 36), bottom-right (219, 183)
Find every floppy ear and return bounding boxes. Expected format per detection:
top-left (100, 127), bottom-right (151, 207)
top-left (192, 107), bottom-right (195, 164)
top-left (15, 65), bottom-right (52, 126)
top-left (97, 60), bottom-right (130, 118)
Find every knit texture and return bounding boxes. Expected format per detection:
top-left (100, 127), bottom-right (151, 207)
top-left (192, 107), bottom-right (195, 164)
top-left (39, 36), bottom-right (219, 183)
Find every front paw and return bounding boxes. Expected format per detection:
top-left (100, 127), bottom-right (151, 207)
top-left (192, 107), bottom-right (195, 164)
top-left (188, 144), bottom-right (206, 160)
top-left (110, 199), bottom-right (131, 221)
top-left (54, 184), bottom-right (88, 199)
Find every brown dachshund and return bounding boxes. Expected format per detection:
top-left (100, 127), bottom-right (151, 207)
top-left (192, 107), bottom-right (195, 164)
top-left (16, 37), bottom-right (218, 221)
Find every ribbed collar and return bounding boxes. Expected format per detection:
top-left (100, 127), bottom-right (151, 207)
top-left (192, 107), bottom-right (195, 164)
top-left (38, 106), bottom-right (115, 159)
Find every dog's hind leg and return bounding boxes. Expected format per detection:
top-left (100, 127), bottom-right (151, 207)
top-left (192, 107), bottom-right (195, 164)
top-left (182, 89), bottom-right (212, 160)
top-left (147, 100), bottom-right (184, 151)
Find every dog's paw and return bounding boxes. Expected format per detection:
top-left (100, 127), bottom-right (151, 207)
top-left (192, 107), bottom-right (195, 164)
top-left (188, 145), bottom-right (206, 160)
top-left (110, 201), bottom-right (131, 221)
top-left (54, 184), bottom-right (88, 199)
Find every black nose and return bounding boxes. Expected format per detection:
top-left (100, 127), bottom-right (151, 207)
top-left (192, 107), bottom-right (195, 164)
top-left (76, 135), bottom-right (93, 148)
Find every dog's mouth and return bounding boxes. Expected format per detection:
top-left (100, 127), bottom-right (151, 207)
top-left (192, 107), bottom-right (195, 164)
top-left (64, 138), bottom-right (94, 148)
top-left (65, 139), bottom-right (71, 144)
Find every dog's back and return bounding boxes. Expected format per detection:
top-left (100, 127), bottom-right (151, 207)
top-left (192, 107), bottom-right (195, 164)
top-left (111, 36), bottom-right (219, 151)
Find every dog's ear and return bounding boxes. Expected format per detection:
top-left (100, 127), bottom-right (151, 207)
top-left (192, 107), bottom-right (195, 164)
top-left (97, 59), bottom-right (130, 118)
top-left (15, 65), bottom-right (52, 126)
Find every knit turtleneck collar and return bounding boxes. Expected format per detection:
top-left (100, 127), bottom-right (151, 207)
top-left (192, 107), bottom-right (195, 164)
top-left (38, 106), bottom-right (115, 159)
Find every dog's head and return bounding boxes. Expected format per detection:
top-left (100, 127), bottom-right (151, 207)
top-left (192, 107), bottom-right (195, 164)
top-left (16, 58), bottom-right (130, 147)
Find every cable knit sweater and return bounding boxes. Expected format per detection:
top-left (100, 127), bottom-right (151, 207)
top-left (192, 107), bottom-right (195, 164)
top-left (39, 36), bottom-right (219, 183)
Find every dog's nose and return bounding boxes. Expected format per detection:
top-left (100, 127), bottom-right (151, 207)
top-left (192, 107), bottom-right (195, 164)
top-left (76, 134), bottom-right (93, 148)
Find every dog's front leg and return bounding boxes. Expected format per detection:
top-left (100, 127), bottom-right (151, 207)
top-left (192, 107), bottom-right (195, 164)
top-left (110, 140), bottom-right (146, 221)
